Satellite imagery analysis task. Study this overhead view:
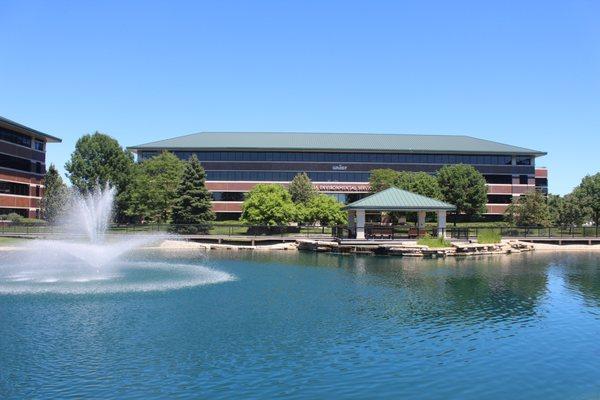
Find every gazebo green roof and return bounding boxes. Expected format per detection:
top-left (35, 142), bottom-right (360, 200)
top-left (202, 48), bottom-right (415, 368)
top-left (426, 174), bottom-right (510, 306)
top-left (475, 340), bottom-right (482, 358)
top-left (345, 187), bottom-right (456, 211)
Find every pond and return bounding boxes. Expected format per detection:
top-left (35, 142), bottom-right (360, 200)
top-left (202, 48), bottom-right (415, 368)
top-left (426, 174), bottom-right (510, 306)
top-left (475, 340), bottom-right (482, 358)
top-left (1, 250), bottom-right (599, 399)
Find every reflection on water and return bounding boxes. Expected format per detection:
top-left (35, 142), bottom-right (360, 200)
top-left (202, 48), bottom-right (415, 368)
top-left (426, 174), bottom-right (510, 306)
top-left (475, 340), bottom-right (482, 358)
top-left (1, 250), bottom-right (600, 399)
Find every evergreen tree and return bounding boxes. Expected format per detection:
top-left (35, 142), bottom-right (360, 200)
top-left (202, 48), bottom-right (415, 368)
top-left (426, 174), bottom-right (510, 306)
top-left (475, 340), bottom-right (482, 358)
top-left (170, 155), bottom-right (215, 233)
top-left (41, 164), bottom-right (69, 223)
top-left (288, 172), bottom-right (317, 204)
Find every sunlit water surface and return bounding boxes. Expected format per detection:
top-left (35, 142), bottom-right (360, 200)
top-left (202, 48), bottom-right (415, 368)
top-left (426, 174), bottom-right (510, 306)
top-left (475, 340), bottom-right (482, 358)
top-left (1, 250), bottom-right (600, 399)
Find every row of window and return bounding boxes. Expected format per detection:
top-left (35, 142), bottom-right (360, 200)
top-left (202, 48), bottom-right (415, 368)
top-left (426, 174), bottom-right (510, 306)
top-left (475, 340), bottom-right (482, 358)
top-left (0, 127), bottom-right (32, 148)
top-left (0, 180), bottom-right (30, 196)
top-left (210, 191), bottom-right (370, 205)
top-left (0, 127), bottom-right (46, 151)
top-left (0, 153), bottom-right (43, 174)
top-left (205, 170), bottom-right (534, 183)
top-left (207, 170), bottom-right (372, 182)
top-left (140, 150), bottom-right (531, 166)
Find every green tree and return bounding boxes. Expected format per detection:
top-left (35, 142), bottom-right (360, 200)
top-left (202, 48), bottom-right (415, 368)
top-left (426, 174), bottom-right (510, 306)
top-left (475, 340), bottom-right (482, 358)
top-left (124, 152), bottom-right (186, 223)
top-left (288, 172), bottom-right (317, 204)
top-left (241, 184), bottom-right (296, 226)
top-left (437, 164), bottom-right (488, 224)
top-left (397, 171), bottom-right (443, 200)
top-left (573, 172), bottom-right (600, 234)
top-left (504, 190), bottom-right (551, 227)
top-left (40, 164), bottom-right (69, 223)
top-left (547, 194), bottom-right (563, 225)
top-left (369, 169), bottom-right (399, 193)
top-left (303, 194), bottom-right (347, 228)
top-left (170, 155), bottom-right (215, 232)
top-left (556, 194), bottom-right (586, 230)
top-left (64, 132), bottom-right (134, 218)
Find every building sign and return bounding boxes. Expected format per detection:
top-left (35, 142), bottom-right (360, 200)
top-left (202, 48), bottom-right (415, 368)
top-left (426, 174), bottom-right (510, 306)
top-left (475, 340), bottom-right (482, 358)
top-left (332, 165), bottom-right (347, 170)
top-left (316, 184), bottom-right (371, 192)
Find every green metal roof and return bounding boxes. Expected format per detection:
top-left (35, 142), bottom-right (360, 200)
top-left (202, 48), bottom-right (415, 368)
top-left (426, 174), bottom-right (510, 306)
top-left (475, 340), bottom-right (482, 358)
top-left (0, 115), bottom-right (62, 143)
top-left (345, 187), bottom-right (456, 211)
top-left (129, 132), bottom-right (545, 156)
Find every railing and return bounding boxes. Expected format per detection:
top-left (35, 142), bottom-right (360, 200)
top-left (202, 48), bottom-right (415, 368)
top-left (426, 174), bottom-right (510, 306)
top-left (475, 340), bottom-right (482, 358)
top-left (0, 222), bottom-right (335, 239)
top-left (0, 222), bottom-right (599, 239)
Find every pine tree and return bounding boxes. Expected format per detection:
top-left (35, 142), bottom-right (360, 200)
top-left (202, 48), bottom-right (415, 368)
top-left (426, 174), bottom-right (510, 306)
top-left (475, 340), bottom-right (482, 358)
top-left (288, 172), bottom-right (316, 204)
top-left (41, 164), bottom-right (69, 223)
top-left (170, 155), bottom-right (215, 233)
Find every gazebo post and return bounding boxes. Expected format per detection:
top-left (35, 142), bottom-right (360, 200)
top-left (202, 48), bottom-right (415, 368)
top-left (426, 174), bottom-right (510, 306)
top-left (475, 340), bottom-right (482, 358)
top-left (437, 210), bottom-right (447, 237)
top-left (348, 210), bottom-right (356, 237)
top-left (417, 210), bottom-right (426, 233)
top-left (356, 209), bottom-right (366, 239)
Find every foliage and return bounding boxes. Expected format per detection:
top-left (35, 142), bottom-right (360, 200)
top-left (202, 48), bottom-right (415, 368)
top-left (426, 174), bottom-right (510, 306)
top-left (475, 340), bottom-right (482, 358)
top-left (240, 184), bottom-right (296, 226)
top-left (417, 234), bottom-right (451, 248)
top-left (504, 190), bottom-right (551, 227)
top-left (437, 164), bottom-right (488, 223)
top-left (170, 155), bottom-right (215, 233)
top-left (369, 169), bottom-right (399, 193)
top-left (301, 194), bottom-right (347, 227)
top-left (64, 132), bottom-right (134, 219)
top-left (288, 173), bottom-right (317, 204)
top-left (397, 171), bottom-right (443, 200)
top-left (0, 213), bottom-right (24, 223)
top-left (124, 152), bottom-right (186, 223)
top-left (477, 230), bottom-right (501, 244)
top-left (553, 194), bottom-right (586, 228)
top-left (369, 169), bottom-right (443, 199)
top-left (41, 164), bottom-right (69, 223)
top-left (573, 172), bottom-right (600, 230)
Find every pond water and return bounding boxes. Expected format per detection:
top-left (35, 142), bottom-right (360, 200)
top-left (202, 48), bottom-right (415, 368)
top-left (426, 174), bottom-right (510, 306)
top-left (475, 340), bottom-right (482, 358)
top-left (1, 250), bottom-right (599, 399)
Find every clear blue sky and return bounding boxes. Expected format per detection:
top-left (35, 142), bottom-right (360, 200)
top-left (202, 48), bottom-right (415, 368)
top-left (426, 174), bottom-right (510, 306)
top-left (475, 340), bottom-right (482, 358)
top-left (1, 0), bottom-right (598, 195)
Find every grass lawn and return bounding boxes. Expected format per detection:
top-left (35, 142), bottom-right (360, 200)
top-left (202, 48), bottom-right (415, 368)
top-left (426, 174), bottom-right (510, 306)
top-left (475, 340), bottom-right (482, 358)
top-left (417, 236), bottom-right (452, 248)
top-left (0, 237), bottom-right (25, 246)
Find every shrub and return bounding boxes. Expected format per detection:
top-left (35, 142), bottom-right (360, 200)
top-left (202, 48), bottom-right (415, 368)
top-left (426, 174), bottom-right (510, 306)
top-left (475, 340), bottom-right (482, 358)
top-left (417, 235), bottom-right (452, 248)
top-left (477, 230), bottom-right (501, 244)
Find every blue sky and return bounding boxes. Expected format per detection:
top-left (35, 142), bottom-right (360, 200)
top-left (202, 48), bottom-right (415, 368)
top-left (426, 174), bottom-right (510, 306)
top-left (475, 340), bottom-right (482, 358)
top-left (1, 0), bottom-right (598, 195)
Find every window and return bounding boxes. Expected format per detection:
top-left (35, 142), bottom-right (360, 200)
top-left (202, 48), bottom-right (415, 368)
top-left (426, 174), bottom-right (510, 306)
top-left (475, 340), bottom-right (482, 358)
top-left (0, 127), bottom-right (32, 147)
top-left (516, 156), bottom-right (532, 166)
top-left (34, 140), bottom-right (45, 151)
top-left (0, 153), bottom-right (32, 172)
top-left (487, 194), bottom-right (513, 204)
top-left (211, 192), bottom-right (244, 201)
top-left (0, 180), bottom-right (30, 196)
top-left (35, 186), bottom-right (40, 197)
top-left (519, 175), bottom-right (529, 185)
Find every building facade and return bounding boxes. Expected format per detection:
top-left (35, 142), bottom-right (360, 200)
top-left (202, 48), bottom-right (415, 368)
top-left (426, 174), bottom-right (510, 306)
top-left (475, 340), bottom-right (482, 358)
top-left (0, 116), bottom-right (61, 218)
top-left (129, 132), bottom-right (547, 219)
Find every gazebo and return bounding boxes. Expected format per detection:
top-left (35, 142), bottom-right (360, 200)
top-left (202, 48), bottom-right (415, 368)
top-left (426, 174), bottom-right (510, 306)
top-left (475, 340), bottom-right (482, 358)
top-left (344, 187), bottom-right (456, 239)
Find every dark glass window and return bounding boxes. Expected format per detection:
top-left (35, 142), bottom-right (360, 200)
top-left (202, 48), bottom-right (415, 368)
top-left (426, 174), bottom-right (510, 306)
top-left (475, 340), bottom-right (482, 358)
top-left (34, 140), bottom-right (45, 151)
top-left (0, 127), bottom-right (32, 147)
top-left (487, 194), bottom-right (513, 204)
top-left (0, 153), bottom-right (32, 172)
top-left (516, 156), bottom-right (532, 165)
top-left (211, 192), bottom-right (244, 201)
top-left (519, 175), bottom-right (529, 184)
top-left (0, 180), bottom-right (30, 196)
top-left (484, 175), bottom-right (513, 184)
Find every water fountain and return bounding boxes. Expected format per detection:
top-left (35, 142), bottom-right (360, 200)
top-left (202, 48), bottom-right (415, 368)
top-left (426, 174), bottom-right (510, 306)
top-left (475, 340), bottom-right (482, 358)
top-left (0, 186), bottom-right (234, 294)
